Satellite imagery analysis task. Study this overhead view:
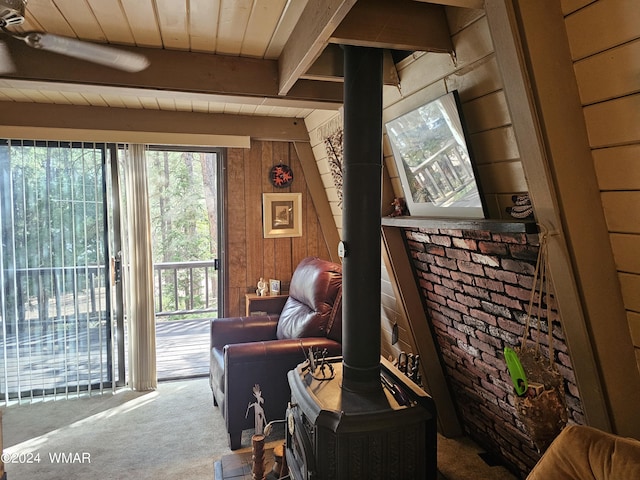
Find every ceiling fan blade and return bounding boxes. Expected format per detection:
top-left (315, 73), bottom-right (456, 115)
top-left (0, 40), bottom-right (15, 73)
top-left (24, 33), bottom-right (150, 73)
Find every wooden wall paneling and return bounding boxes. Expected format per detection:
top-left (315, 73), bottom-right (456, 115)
top-left (390, 15), bottom-right (493, 101)
top-left (246, 140), bottom-right (265, 294)
top-left (273, 143), bottom-right (294, 282)
top-left (469, 126), bottom-right (519, 164)
top-left (380, 261), bottom-right (414, 362)
top-left (620, 273), bottom-right (640, 312)
top-left (382, 81), bottom-right (446, 124)
top-left (291, 142), bottom-right (309, 268)
top-left (223, 139), bottom-right (336, 306)
top-left (629, 312), bottom-right (640, 348)
top-left (445, 55), bottom-right (504, 102)
top-left (477, 161), bottom-right (528, 194)
top-left (574, 40), bottom-right (640, 105)
top-left (561, 0), bottom-right (596, 16)
top-left (584, 95), bottom-right (640, 148)
top-left (593, 145), bottom-right (640, 191)
top-left (486, 0), bottom-right (640, 435)
top-left (226, 147), bottom-right (248, 317)
top-left (262, 141), bottom-right (279, 281)
top-left (601, 192), bottom-right (640, 234)
top-left (564, 0), bottom-right (640, 60)
top-left (610, 233), bottom-right (640, 273)
top-left (382, 225), bottom-right (462, 437)
top-left (294, 141), bottom-right (342, 263)
top-left (445, 6), bottom-right (485, 35)
top-left (463, 90), bottom-right (511, 133)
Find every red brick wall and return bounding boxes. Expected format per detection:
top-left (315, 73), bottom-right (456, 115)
top-left (403, 227), bottom-right (584, 476)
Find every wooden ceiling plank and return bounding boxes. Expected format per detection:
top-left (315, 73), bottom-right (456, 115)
top-left (38, 89), bottom-right (72, 104)
top-left (138, 97), bottom-right (161, 110)
top-left (330, 0), bottom-right (453, 53)
top-left (264, 0), bottom-right (309, 59)
top-left (154, 0), bottom-right (190, 50)
top-left (80, 93), bottom-right (109, 107)
top-left (239, 104), bottom-right (259, 115)
top-left (23, 0), bottom-right (76, 37)
top-left (50, 0), bottom-right (106, 42)
top-left (157, 97), bottom-right (177, 111)
top-left (241, 0), bottom-right (288, 58)
top-left (216, 0), bottom-right (253, 55)
top-left (191, 100), bottom-right (210, 113)
top-left (189, 0), bottom-right (221, 52)
top-left (16, 88), bottom-right (50, 103)
top-left (59, 90), bottom-right (91, 106)
top-left (174, 98), bottom-right (193, 112)
top-left (120, 95), bottom-right (143, 109)
top-left (120, 0), bottom-right (163, 47)
top-left (1, 37), bottom-right (342, 108)
top-left (278, 0), bottom-right (357, 95)
top-left (85, 0), bottom-right (136, 44)
top-left (207, 102), bottom-right (226, 114)
top-left (0, 88), bottom-right (40, 103)
top-left (99, 93), bottom-right (126, 108)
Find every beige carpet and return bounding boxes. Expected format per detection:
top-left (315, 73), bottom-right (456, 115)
top-left (1, 378), bottom-right (517, 480)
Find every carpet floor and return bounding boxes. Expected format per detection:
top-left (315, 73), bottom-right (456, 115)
top-left (1, 377), bottom-right (517, 480)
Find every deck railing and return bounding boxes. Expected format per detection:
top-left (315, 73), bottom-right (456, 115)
top-left (7, 260), bottom-right (217, 329)
top-left (153, 260), bottom-right (218, 319)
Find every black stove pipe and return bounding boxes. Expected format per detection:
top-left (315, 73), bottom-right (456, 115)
top-left (341, 45), bottom-right (384, 393)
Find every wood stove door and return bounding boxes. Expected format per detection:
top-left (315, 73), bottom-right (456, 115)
top-left (285, 404), bottom-right (316, 480)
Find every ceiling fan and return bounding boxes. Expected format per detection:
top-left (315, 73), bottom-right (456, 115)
top-left (0, 0), bottom-right (149, 74)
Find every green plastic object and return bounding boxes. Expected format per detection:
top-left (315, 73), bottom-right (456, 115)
top-left (504, 347), bottom-right (528, 396)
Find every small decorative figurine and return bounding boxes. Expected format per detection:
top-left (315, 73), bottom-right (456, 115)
top-left (245, 384), bottom-right (267, 435)
top-left (506, 194), bottom-right (534, 220)
top-left (389, 197), bottom-right (408, 217)
top-left (256, 277), bottom-right (268, 296)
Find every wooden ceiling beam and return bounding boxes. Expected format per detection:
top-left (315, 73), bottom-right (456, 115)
top-left (330, 0), bottom-right (453, 53)
top-left (0, 102), bottom-right (311, 144)
top-left (0, 35), bottom-right (342, 107)
top-left (278, 0), bottom-right (358, 95)
top-left (301, 44), bottom-right (400, 86)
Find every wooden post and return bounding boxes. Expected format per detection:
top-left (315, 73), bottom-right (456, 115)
top-left (251, 434), bottom-right (265, 480)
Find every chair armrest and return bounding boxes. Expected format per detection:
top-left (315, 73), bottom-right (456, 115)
top-left (210, 314), bottom-right (280, 349)
top-left (222, 337), bottom-right (342, 441)
top-left (225, 337), bottom-right (342, 363)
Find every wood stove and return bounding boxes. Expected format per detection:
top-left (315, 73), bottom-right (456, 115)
top-left (285, 357), bottom-right (437, 480)
top-left (284, 46), bottom-right (438, 479)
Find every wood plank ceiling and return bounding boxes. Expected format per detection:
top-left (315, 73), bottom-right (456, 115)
top-left (0, 0), bottom-right (478, 122)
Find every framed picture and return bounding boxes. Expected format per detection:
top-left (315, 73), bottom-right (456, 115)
top-left (269, 279), bottom-right (281, 295)
top-left (385, 90), bottom-right (487, 219)
top-left (262, 192), bottom-right (302, 238)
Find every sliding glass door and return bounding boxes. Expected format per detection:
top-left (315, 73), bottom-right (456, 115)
top-left (0, 140), bottom-right (120, 402)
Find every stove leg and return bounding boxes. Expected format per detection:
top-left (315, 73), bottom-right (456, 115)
top-left (228, 431), bottom-right (242, 450)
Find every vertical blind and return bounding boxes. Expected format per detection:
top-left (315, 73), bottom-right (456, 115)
top-left (0, 140), bottom-right (117, 404)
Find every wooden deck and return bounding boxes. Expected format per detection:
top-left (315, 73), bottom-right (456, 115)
top-left (156, 318), bottom-right (210, 381)
top-left (0, 317), bottom-right (211, 399)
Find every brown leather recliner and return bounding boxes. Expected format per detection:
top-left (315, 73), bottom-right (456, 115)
top-left (210, 257), bottom-right (342, 450)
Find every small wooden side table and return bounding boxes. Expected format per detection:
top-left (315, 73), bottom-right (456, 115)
top-left (245, 293), bottom-right (288, 316)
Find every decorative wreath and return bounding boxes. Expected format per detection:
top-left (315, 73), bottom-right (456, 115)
top-left (270, 164), bottom-right (294, 188)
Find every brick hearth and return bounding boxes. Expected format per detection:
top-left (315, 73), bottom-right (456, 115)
top-left (403, 227), bottom-right (584, 476)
